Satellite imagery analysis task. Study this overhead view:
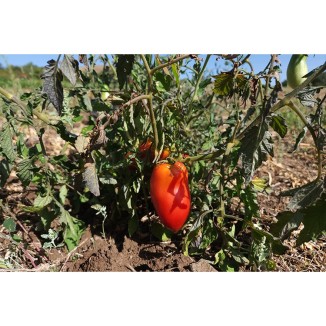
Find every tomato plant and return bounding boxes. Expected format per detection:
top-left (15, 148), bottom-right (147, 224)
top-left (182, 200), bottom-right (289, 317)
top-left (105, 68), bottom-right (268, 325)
top-left (0, 54), bottom-right (325, 271)
top-left (150, 162), bottom-right (191, 232)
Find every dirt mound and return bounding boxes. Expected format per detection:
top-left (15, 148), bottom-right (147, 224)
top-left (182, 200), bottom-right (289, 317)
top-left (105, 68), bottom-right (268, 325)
top-left (47, 229), bottom-right (216, 272)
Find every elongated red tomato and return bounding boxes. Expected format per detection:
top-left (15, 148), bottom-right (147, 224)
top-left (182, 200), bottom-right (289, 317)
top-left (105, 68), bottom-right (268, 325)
top-left (150, 162), bottom-right (191, 232)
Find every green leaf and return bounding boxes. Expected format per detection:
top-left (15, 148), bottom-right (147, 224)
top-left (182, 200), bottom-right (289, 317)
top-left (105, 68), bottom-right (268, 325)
top-left (17, 158), bottom-right (33, 187)
top-left (0, 122), bottom-right (16, 163)
top-left (270, 114), bottom-right (288, 138)
top-left (12, 234), bottom-right (22, 242)
top-left (213, 72), bottom-right (234, 96)
top-left (82, 93), bottom-right (93, 111)
top-left (151, 222), bottom-right (173, 242)
top-left (59, 185), bottom-right (68, 205)
top-left (41, 59), bottom-right (64, 115)
top-left (116, 55), bottom-right (135, 90)
top-left (270, 187), bottom-right (326, 245)
top-left (155, 72), bottom-right (172, 92)
top-left (81, 125), bottom-right (94, 137)
top-left (251, 177), bottom-right (268, 192)
top-left (297, 194), bottom-right (326, 245)
top-left (183, 210), bottom-right (213, 256)
top-left (16, 134), bottom-right (29, 158)
top-left (59, 208), bottom-right (85, 251)
top-left (270, 211), bottom-right (304, 240)
top-left (91, 99), bottom-right (111, 112)
top-left (39, 209), bottom-right (57, 230)
top-left (0, 159), bottom-right (11, 187)
top-left (171, 63), bottom-right (180, 87)
top-left (34, 191), bottom-right (53, 208)
top-left (3, 218), bottom-right (16, 233)
top-left (213, 73), bottom-right (248, 97)
top-left (128, 215), bottom-right (139, 237)
top-left (55, 121), bottom-right (78, 143)
top-left (288, 127), bottom-right (307, 153)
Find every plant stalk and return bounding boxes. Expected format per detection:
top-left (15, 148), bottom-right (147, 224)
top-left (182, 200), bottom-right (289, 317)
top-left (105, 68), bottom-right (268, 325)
top-left (287, 101), bottom-right (323, 180)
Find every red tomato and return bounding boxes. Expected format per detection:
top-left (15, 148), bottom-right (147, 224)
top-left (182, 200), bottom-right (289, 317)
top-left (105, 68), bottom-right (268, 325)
top-left (139, 139), bottom-right (170, 161)
top-left (138, 138), bottom-right (153, 159)
top-left (150, 162), bottom-right (191, 232)
top-left (157, 148), bottom-right (170, 160)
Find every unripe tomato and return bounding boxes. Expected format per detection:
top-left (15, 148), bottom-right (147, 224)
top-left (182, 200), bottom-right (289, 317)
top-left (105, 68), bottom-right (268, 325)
top-left (150, 162), bottom-right (191, 232)
top-left (287, 55), bottom-right (308, 89)
top-left (101, 84), bottom-right (110, 101)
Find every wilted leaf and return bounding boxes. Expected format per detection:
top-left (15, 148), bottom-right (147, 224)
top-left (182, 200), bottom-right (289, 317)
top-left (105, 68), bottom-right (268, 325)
top-left (297, 86), bottom-right (323, 107)
top-left (0, 122), bottom-right (16, 163)
top-left (116, 55), bottom-right (135, 90)
top-left (83, 163), bottom-right (100, 196)
top-left (282, 180), bottom-right (324, 211)
top-left (75, 135), bottom-right (89, 153)
top-left (78, 54), bottom-right (88, 68)
top-left (239, 123), bottom-right (273, 183)
top-left (60, 55), bottom-right (80, 86)
top-left (41, 59), bottom-right (64, 114)
top-left (270, 114), bottom-right (288, 138)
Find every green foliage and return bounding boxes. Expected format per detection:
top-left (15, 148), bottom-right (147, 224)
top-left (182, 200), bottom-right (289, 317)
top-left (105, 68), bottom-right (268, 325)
top-left (0, 54), bottom-right (325, 270)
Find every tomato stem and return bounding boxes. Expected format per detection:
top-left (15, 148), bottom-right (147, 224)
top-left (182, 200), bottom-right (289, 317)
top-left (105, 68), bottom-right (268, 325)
top-left (189, 54), bottom-right (211, 107)
top-left (179, 147), bottom-right (225, 163)
top-left (150, 54), bottom-right (191, 76)
top-left (140, 55), bottom-right (159, 158)
top-left (0, 86), bottom-right (52, 124)
top-left (287, 101), bottom-right (323, 180)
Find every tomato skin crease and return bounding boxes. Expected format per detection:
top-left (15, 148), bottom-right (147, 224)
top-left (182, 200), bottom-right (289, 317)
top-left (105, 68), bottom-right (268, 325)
top-left (150, 162), bottom-right (191, 232)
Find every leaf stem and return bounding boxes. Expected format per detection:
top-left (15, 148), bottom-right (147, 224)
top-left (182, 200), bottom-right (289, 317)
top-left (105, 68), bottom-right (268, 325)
top-left (140, 55), bottom-right (159, 157)
top-left (179, 147), bottom-right (225, 163)
top-left (123, 94), bottom-right (150, 107)
top-left (150, 54), bottom-right (191, 75)
top-left (263, 54), bottom-right (277, 109)
top-left (189, 54), bottom-right (211, 106)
